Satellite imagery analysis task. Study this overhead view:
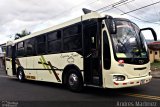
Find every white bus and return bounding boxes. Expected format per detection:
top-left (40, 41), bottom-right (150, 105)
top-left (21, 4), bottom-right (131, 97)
top-left (5, 9), bottom-right (157, 91)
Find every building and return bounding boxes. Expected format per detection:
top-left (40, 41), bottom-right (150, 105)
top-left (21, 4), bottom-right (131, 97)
top-left (148, 42), bottom-right (160, 63)
top-left (0, 43), bottom-right (6, 70)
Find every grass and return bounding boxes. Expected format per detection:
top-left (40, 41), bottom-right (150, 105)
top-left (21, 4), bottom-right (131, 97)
top-left (150, 60), bottom-right (160, 71)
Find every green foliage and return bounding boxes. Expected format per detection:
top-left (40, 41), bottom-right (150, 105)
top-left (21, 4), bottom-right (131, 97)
top-left (151, 61), bottom-right (160, 69)
top-left (15, 29), bottom-right (31, 40)
top-left (154, 59), bottom-right (160, 63)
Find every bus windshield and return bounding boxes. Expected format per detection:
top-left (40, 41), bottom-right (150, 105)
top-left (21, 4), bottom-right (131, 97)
top-left (110, 20), bottom-right (148, 59)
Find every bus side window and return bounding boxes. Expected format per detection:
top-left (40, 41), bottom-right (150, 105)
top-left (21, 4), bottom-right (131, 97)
top-left (103, 31), bottom-right (111, 70)
top-left (89, 25), bottom-right (97, 49)
top-left (63, 24), bottom-right (82, 51)
top-left (37, 35), bottom-right (46, 54)
top-left (47, 31), bottom-right (61, 53)
top-left (25, 38), bottom-right (36, 56)
top-left (83, 23), bottom-right (97, 54)
top-left (6, 46), bottom-right (12, 58)
top-left (17, 42), bottom-right (25, 57)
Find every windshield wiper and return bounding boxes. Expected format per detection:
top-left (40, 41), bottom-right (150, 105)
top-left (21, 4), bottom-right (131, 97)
top-left (117, 39), bottom-right (129, 52)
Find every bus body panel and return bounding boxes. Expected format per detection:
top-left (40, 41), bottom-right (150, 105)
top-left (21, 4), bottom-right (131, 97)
top-left (104, 72), bottom-right (152, 88)
top-left (103, 62), bottom-right (151, 88)
top-left (102, 27), bottom-right (152, 88)
top-left (6, 58), bottom-right (13, 76)
top-left (15, 52), bottom-right (83, 83)
top-left (110, 61), bottom-right (150, 78)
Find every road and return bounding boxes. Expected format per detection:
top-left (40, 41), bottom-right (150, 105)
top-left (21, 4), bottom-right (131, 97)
top-left (0, 70), bottom-right (160, 107)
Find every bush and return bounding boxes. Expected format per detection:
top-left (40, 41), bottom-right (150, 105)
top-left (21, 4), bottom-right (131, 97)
top-left (154, 60), bottom-right (160, 63)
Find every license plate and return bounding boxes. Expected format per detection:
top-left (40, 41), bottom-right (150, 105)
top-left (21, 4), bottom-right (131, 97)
top-left (140, 79), bottom-right (145, 84)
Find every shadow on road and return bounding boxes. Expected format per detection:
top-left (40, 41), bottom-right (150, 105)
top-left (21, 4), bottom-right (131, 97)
top-left (10, 78), bottom-right (66, 90)
top-left (9, 77), bottom-right (148, 98)
top-left (83, 86), bottom-right (149, 98)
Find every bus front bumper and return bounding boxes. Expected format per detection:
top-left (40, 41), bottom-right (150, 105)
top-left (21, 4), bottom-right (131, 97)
top-left (107, 75), bottom-right (152, 88)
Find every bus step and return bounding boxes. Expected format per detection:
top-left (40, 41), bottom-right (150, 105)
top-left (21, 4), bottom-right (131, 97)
top-left (93, 76), bottom-right (100, 85)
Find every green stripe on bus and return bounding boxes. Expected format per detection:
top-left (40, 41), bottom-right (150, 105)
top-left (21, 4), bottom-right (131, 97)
top-left (40, 56), bottom-right (52, 74)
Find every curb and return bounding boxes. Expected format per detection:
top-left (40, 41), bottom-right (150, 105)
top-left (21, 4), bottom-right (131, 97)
top-left (151, 71), bottom-right (160, 79)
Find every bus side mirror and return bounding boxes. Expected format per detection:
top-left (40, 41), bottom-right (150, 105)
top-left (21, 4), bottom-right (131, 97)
top-left (140, 27), bottom-right (157, 41)
top-left (107, 18), bottom-right (117, 34)
top-left (110, 19), bottom-right (117, 34)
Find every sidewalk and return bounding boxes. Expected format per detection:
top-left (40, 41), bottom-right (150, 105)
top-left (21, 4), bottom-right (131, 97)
top-left (151, 71), bottom-right (160, 78)
top-left (0, 68), bottom-right (7, 75)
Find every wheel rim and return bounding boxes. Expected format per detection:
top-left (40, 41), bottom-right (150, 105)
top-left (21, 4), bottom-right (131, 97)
top-left (18, 71), bottom-right (23, 80)
top-left (68, 73), bottom-right (78, 87)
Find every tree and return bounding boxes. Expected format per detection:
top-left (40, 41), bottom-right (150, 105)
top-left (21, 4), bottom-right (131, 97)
top-left (15, 29), bottom-right (31, 40)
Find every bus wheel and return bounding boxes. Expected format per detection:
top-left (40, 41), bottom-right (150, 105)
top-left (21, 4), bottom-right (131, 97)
top-left (17, 68), bottom-right (25, 82)
top-left (66, 69), bottom-right (83, 92)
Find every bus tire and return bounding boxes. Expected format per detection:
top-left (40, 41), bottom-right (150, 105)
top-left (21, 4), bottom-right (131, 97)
top-left (66, 69), bottom-right (83, 92)
top-left (17, 68), bottom-right (25, 82)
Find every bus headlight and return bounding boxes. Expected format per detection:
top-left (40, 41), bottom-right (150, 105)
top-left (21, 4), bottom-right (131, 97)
top-left (113, 75), bottom-right (125, 81)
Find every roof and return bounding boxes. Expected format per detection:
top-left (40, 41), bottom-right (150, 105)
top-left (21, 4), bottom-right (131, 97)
top-left (148, 41), bottom-right (160, 45)
top-left (148, 41), bottom-right (160, 50)
top-left (0, 43), bottom-right (6, 46)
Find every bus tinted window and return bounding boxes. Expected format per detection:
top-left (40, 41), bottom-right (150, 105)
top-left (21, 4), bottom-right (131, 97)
top-left (48, 40), bottom-right (61, 53)
top-left (64, 36), bottom-right (82, 51)
top-left (6, 46), bottom-right (12, 58)
top-left (63, 24), bottom-right (81, 37)
top-left (17, 42), bottom-right (24, 49)
top-left (63, 24), bottom-right (82, 51)
top-left (47, 31), bottom-right (61, 53)
top-left (25, 38), bottom-right (36, 56)
top-left (37, 35), bottom-right (46, 54)
top-left (48, 31), bottom-right (61, 41)
top-left (103, 31), bottom-right (111, 70)
top-left (17, 42), bottom-right (25, 57)
top-left (37, 35), bottom-right (46, 43)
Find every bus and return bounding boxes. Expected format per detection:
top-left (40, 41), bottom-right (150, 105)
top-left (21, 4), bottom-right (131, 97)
top-left (5, 9), bottom-right (157, 91)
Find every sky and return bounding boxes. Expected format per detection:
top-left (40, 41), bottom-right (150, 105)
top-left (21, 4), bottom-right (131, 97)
top-left (0, 0), bottom-right (160, 44)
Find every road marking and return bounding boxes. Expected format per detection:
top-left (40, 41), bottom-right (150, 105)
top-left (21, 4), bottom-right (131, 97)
top-left (0, 75), bottom-right (16, 78)
top-left (124, 93), bottom-right (160, 101)
top-left (0, 75), bottom-right (9, 78)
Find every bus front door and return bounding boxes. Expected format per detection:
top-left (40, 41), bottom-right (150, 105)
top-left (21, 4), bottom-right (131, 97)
top-left (83, 21), bottom-right (102, 86)
top-left (12, 46), bottom-right (16, 75)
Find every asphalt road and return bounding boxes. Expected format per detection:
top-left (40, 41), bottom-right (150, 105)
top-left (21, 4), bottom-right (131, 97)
top-left (0, 70), bottom-right (160, 107)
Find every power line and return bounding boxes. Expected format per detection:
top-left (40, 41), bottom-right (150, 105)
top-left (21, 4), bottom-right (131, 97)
top-left (121, 0), bottom-right (160, 15)
top-left (151, 0), bottom-right (160, 22)
top-left (31, 0), bottom-right (100, 32)
top-left (151, 0), bottom-right (159, 17)
top-left (96, 0), bottom-right (130, 11)
top-left (99, 0), bottom-right (135, 13)
top-left (114, 7), bottom-right (160, 25)
top-left (34, 0), bottom-right (131, 31)
top-left (52, 0), bottom-right (100, 19)
top-left (96, 0), bottom-right (160, 25)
